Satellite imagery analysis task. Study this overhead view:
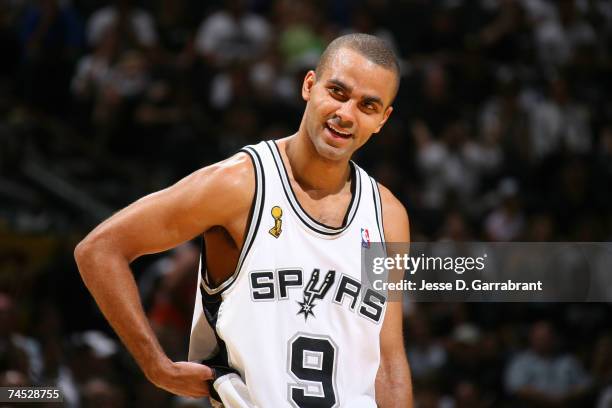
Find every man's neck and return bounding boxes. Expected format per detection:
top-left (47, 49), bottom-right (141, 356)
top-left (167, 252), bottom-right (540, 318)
top-left (282, 133), bottom-right (351, 196)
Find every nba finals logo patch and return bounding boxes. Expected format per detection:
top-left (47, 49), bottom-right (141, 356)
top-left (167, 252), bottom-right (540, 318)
top-left (361, 228), bottom-right (371, 248)
top-left (269, 206), bottom-right (283, 238)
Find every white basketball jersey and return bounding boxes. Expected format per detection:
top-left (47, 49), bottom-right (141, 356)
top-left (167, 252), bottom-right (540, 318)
top-left (188, 140), bottom-right (388, 407)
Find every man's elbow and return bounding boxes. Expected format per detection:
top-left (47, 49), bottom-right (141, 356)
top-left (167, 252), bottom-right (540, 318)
top-left (74, 231), bottom-right (114, 273)
top-left (74, 234), bottom-right (99, 272)
top-left (74, 235), bottom-right (88, 261)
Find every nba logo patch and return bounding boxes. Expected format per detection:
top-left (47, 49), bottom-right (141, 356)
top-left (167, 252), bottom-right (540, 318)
top-left (361, 228), bottom-right (370, 248)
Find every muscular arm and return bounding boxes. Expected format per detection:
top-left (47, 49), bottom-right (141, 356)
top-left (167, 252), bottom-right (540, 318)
top-left (375, 184), bottom-right (414, 408)
top-left (74, 154), bottom-right (254, 397)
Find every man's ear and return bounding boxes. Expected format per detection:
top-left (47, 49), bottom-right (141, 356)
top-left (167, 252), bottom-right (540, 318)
top-left (302, 70), bottom-right (316, 101)
top-left (374, 106), bottom-right (394, 133)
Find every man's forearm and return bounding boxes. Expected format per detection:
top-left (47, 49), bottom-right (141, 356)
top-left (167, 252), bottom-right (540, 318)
top-left (376, 357), bottom-right (413, 407)
top-left (74, 240), bottom-right (170, 379)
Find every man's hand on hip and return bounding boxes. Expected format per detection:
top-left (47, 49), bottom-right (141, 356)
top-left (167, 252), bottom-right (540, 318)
top-left (148, 360), bottom-right (214, 398)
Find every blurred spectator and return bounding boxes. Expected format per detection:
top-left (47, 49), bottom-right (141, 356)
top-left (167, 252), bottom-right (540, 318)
top-left (19, 0), bottom-right (83, 115)
top-left (92, 49), bottom-right (150, 155)
top-left (438, 211), bottom-right (473, 241)
top-left (415, 118), bottom-right (501, 211)
top-left (0, 293), bottom-right (43, 383)
top-left (505, 321), bottom-right (591, 406)
top-left (81, 377), bottom-right (126, 408)
top-left (442, 323), bottom-right (504, 397)
top-left (216, 105), bottom-right (260, 155)
top-left (249, 48), bottom-right (298, 104)
top-left (598, 388), bottom-right (612, 408)
top-left (484, 178), bottom-right (525, 241)
top-left (529, 76), bottom-right (592, 160)
top-left (591, 333), bottom-right (612, 408)
top-left (0, 369), bottom-right (30, 387)
top-left (136, 242), bottom-right (200, 364)
top-left (275, 0), bottom-right (326, 71)
top-left (31, 301), bottom-right (79, 406)
top-left (476, 0), bottom-right (530, 64)
top-left (104, 50), bottom-right (150, 99)
top-left (342, 4), bottom-right (398, 58)
top-left (87, 0), bottom-right (157, 50)
top-left (534, 0), bottom-right (596, 69)
top-left (154, 0), bottom-right (197, 56)
top-left (20, 0), bottom-right (82, 57)
top-left (134, 79), bottom-right (185, 134)
top-left (592, 334), bottom-right (612, 391)
top-left (413, 382), bottom-right (445, 408)
top-left (411, 64), bottom-right (456, 138)
top-left (134, 379), bottom-right (173, 408)
top-left (549, 158), bottom-right (592, 231)
top-left (479, 78), bottom-right (530, 170)
top-left (406, 314), bottom-right (446, 381)
top-left (195, 0), bottom-right (271, 68)
top-left (146, 242), bottom-right (199, 335)
top-left (72, 25), bottom-right (119, 101)
top-left (525, 212), bottom-right (555, 242)
top-left (68, 331), bottom-right (119, 385)
top-left (448, 380), bottom-right (491, 408)
top-left (39, 337), bottom-right (79, 407)
top-left (209, 64), bottom-right (254, 110)
top-left (418, 3), bottom-right (464, 58)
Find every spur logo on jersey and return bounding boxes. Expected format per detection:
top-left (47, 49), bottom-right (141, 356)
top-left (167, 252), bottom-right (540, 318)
top-left (268, 206), bottom-right (283, 238)
top-left (297, 269), bottom-right (335, 321)
top-left (361, 228), bottom-right (371, 248)
top-left (249, 268), bottom-right (386, 324)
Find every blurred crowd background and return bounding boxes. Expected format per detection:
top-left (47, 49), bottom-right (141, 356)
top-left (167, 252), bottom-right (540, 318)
top-left (1, 0), bottom-right (612, 406)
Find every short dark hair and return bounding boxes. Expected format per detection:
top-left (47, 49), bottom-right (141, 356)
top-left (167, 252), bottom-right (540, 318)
top-left (315, 33), bottom-right (400, 98)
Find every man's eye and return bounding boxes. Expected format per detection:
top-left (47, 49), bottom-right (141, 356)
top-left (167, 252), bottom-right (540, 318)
top-left (329, 87), bottom-right (342, 95)
top-left (363, 103), bottom-right (376, 111)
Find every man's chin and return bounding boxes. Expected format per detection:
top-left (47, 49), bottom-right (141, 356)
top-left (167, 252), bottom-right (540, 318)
top-left (314, 139), bottom-right (352, 162)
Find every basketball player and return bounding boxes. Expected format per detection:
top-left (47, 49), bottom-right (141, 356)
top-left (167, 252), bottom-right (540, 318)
top-left (75, 34), bottom-right (413, 407)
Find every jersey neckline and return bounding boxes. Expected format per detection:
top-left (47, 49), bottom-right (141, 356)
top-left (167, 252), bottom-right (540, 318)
top-left (265, 140), bottom-right (362, 236)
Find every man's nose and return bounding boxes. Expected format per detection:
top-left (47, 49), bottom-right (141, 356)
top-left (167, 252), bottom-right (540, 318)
top-left (335, 100), bottom-right (356, 128)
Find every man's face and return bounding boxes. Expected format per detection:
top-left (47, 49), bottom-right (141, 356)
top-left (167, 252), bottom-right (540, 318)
top-left (301, 48), bottom-right (397, 161)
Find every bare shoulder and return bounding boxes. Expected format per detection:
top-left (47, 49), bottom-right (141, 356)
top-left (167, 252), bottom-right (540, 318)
top-left (376, 182), bottom-right (410, 242)
top-left (189, 152), bottom-right (255, 221)
top-left (197, 152), bottom-right (254, 195)
top-left (131, 151), bottom-right (255, 226)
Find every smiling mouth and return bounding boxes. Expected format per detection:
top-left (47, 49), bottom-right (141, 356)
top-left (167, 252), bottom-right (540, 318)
top-left (325, 122), bottom-right (352, 139)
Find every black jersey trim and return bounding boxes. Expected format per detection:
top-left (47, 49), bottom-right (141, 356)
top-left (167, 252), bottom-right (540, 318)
top-left (370, 177), bottom-right (387, 253)
top-left (199, 278), bottom-right (242, 403)
top-left (265, 140), bottom-right (361, 236)
top-left (201, 146), bottom-right (265, 295)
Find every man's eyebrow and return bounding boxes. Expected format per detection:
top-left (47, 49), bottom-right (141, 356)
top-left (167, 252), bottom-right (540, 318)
top-left (327, 78), bottom-right (384, 107)
top-left (362, 95), bottom-right (383, 107)
top-left (326, 78), bottom-right (352, 93)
